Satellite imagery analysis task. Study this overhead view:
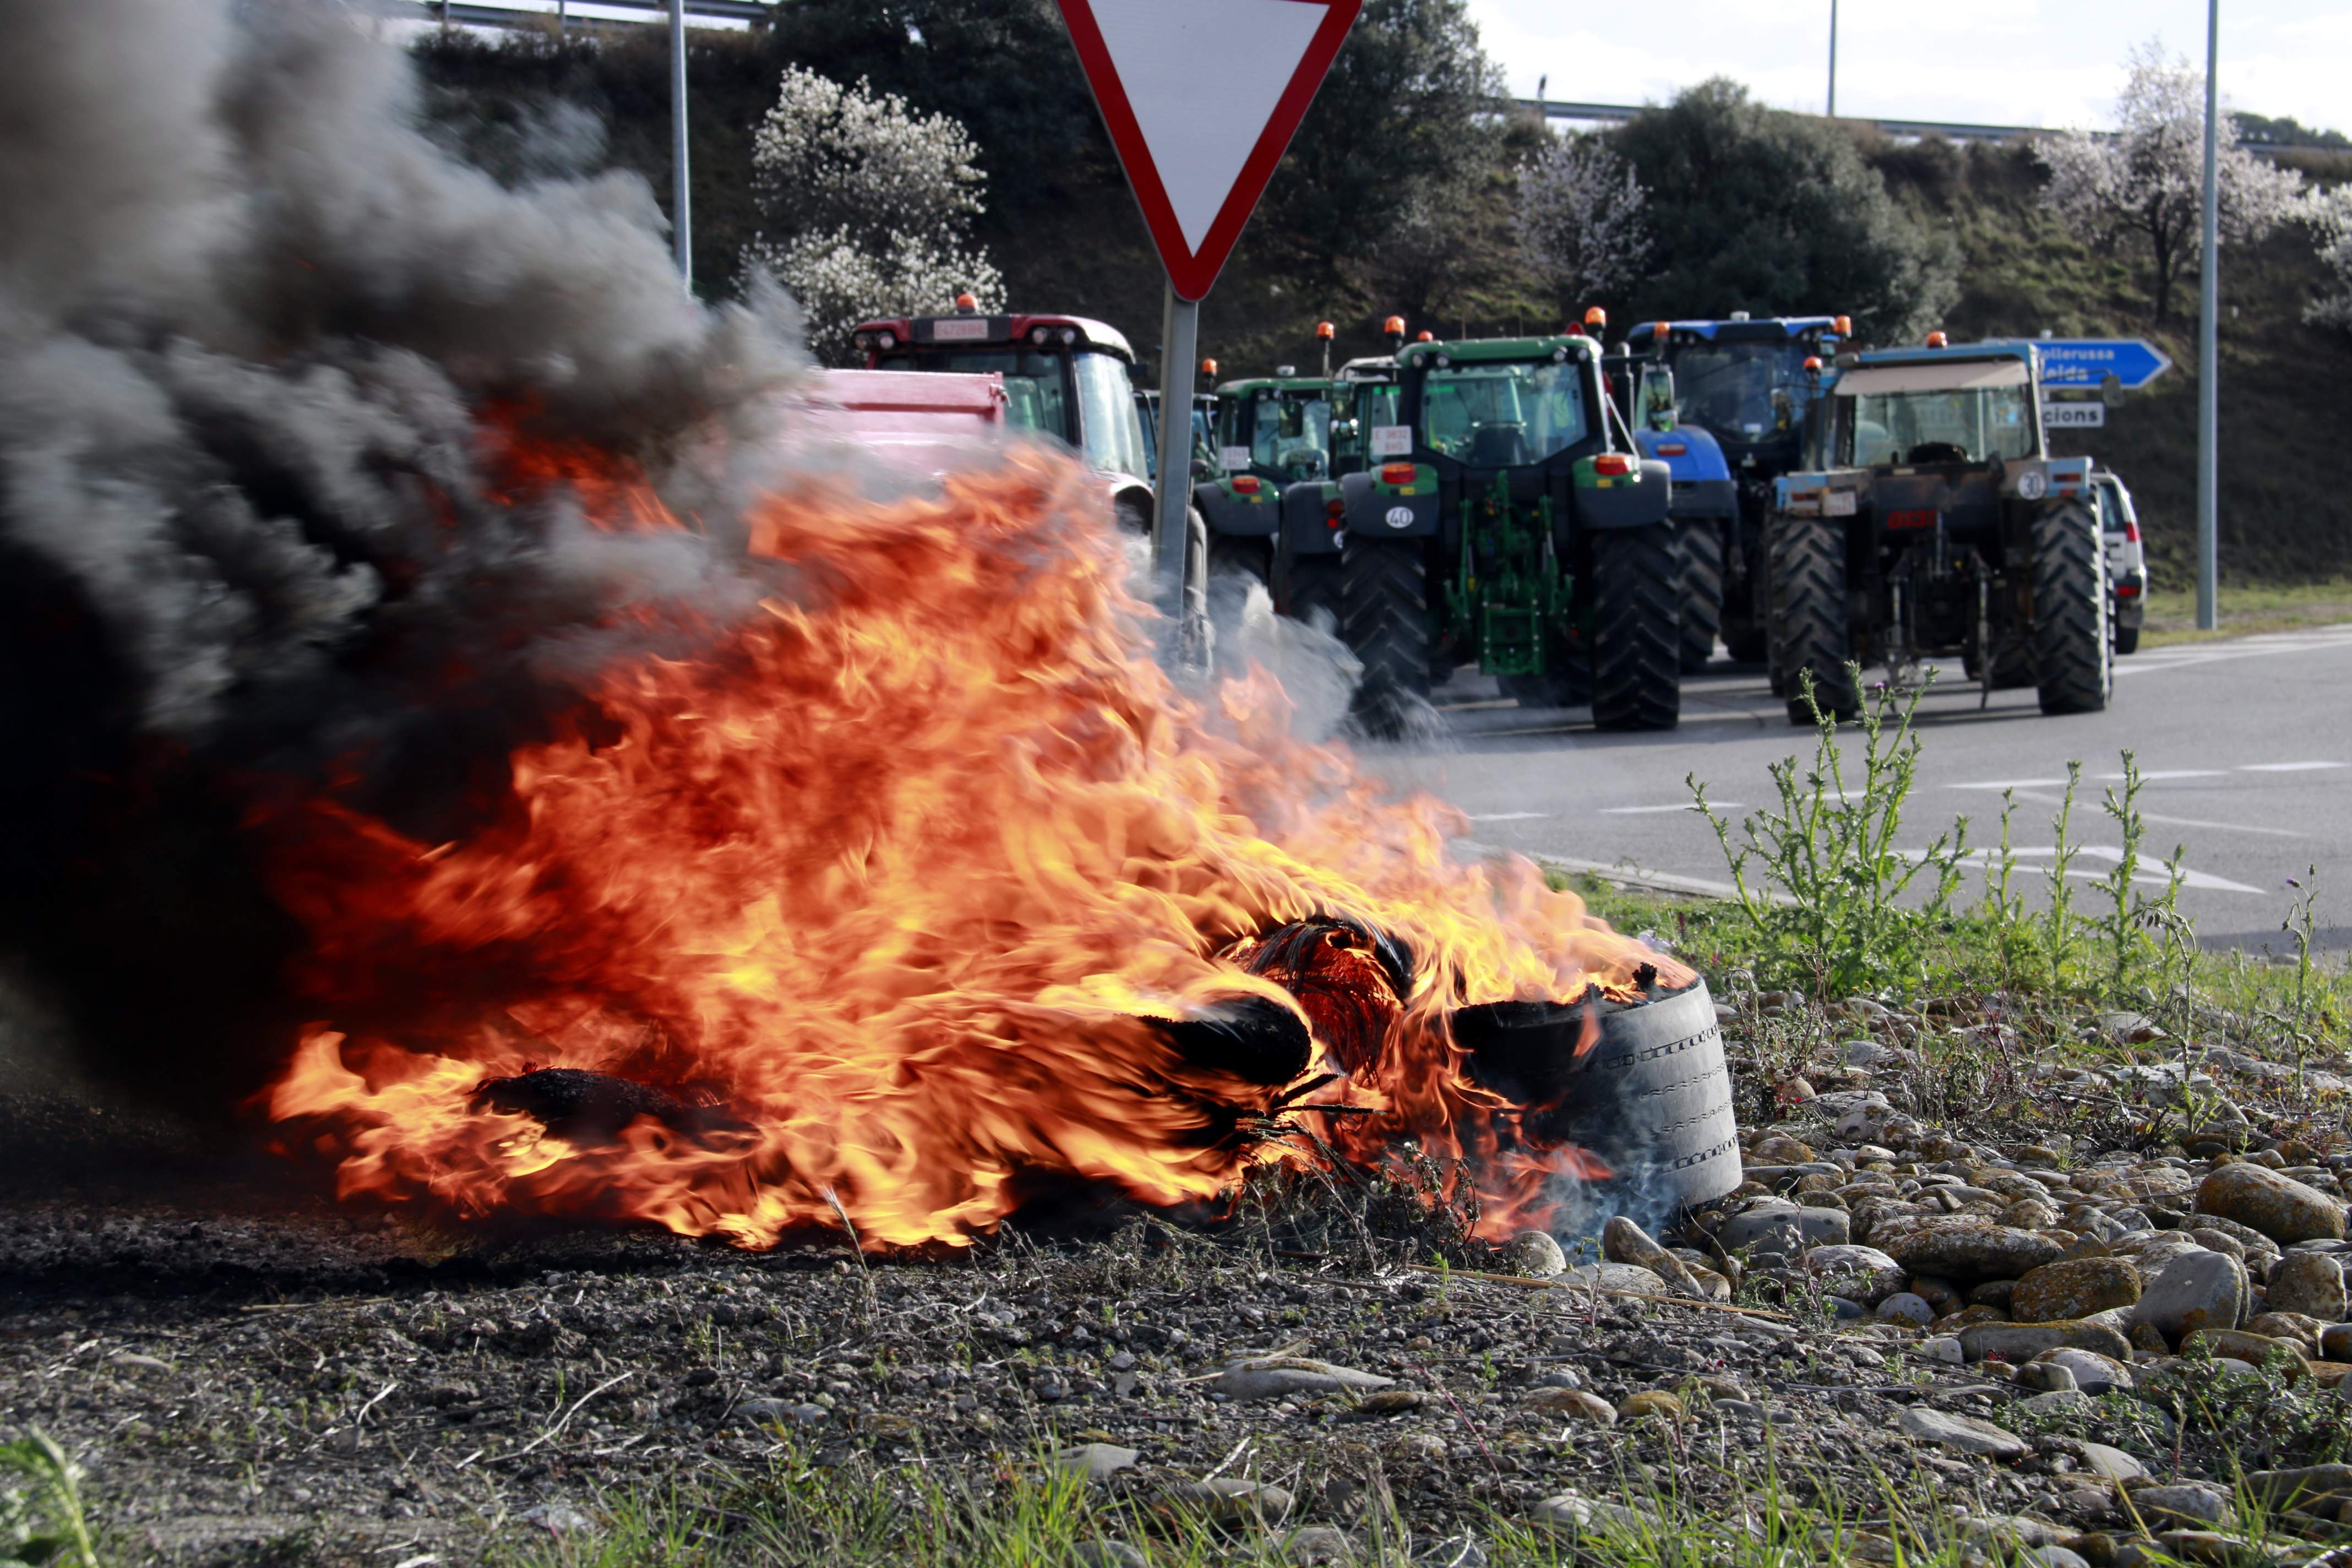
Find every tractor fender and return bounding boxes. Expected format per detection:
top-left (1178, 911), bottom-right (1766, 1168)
top-left (1569, 456), bottom-right (1672, 531)
top-left (1339, 466), bottom-right (1439, 540)
top-left (1192, 477), bottom-right (1280, 539)
top-left (1281, 480), bottom-right (1347, 558)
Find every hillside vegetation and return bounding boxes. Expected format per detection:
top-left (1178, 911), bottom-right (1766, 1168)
top-left (409, 17), bottom-right (2351, 584)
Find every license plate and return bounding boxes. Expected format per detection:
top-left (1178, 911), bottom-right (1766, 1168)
top-left (1823, 490), bottom-right (1856, 517)
top-left (930, 318), bottom-right (992, 342)
top-left (1886, 507), bottom-right (1939, 530)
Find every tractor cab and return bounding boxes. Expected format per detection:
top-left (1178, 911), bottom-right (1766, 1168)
top-left (852, 303), bottom-right (1156, 528)
top-left (1329, 356), bottom-right (1402, 477)
top-left (1632, 316), bottom-right (1847, 469)
top-left (1211, 375), bottom-right (1340, 486)
top-left (1136, 390), bottom-right (1219, 485)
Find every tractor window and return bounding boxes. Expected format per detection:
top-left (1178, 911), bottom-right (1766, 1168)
top-left (1419, 360), bottom-right (1588, 466)
top-left (1072, 351), bottom-right (1148, 478)
top-left (1667, 341), bottom-right (1809, 438)
top-left (1247, 392), bottom-right (1333, 481)
top-left (1839, 384), bottom-right (2037, 466)
top-left (878, 349), bottom-right (1071, 446)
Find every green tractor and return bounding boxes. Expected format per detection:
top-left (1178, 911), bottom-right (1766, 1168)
top-left (1280, 318), bottom-right (1409, 628)
top-left (1193, 345), bottom-right (1341, 602)
top-left (1323, 330), bottom-right (1682, 731)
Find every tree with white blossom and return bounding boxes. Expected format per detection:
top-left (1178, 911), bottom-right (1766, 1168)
top-left (2300, 186), bottom-right (2352, 333)
top-left (743, 67), bottom-right (1004, 363)
top-left (1516, 130), bottom-right (1652, 315)
top-left (2038, 40), bottom-right (2304, 324)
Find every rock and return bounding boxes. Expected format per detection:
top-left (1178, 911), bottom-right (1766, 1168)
top-left (2325, 1325), bottom-right (2352, 1363)
top-left (733, 1398), bottom-right (828, 1429)
top-left (1074, 1540), bottom-right (1149, 1568)
top-left (1871, 1214), bottom-right (2065, 1281)
top-left (1910, 1275), bottom-right (1966, 1317)
top-left (2015, 1362), bottom-right (2078, 1393)
top-left (1528, 1492), bottom-right (1656, 1535)
top-left (1556, 1262), bottom-right (1672, 1295)
top-left (2079, 1443), bottom-right (2145, 1481)
top-left (1899, 1406), bottom-right (2027, 1458)
top-left (2196, 1163), bottom-right (2346, 1245)
top-left (1283, 1525), bottom-right (1356, 1565)
top-left (1528, 1387), bottom-right (1616, 1423)
top-left (1356, 1388), bottom-right (1425, 1415)
top-left (1877, 1293), bottom-right (1935, 1326)
top-left (2013, 1258), bottom-right (2143, 1322)
top-left (1170, 1478), bottom-right (1294, 1523)
top-left (1054, 1443), bottom-right (1140, 1483)
top-left (2240, 1463), bottom-right (2352, 1508)
top-left (1958, 1320), bottom-right (2135, 1364)
top-left (2129, 1483), bottom-right (2230, 1526)
top-left (2022, 1549), bottom-right (2091, 1568)
top-left (1969, 1279), bottom-right (2019, 1309)
top-left (1501, 1229), bottom-right (1567, 1277)
top-left (1603, 1216), bottom-right (1706, 1298)
top-left (2180, 1328), bottom-right (2311, 1376)
top-left (1802, 1244), bottom-right (1906, 1305)
top-left (2136, 1251), bottom-right (2245, 1345)
top-left (1918, 1336), bottom-right (1965, 1365)
top-left (1211, 1358), bottom-right (1395, 1401)
top-left (1413, 1536), bottom-right (1489, 1568)
top-left (2035, 1348), bottom-right (2134, 1394)
top-left (1618, 1390), bottom-right (1685, 1422)
top-left (2263, 1252), bottom-right (2346, 1320)
top-left (518, 1504), bottom-right (597, 1537)
top-left (1752, 1135), bottom-right (1817, 1163)
top-left (2244, 1311), bottom-right (2325, 1354)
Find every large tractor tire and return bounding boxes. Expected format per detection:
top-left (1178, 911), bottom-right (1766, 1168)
top-left (2030, 501), bottom-right (2113, 715)
top-left (1340, 538), bottom-right (1431, 736)
top-left (2113, 624), bottom-right (2141, 656)
top-left (1674, 521), bottom-right (1725, 672)
top-left (1589, 526), bottom-right (1681, 732)
top-left (1767, 513), bottom-right (1858, 725)
top-left (1284, 554), bottom-right (1342, 630)
top-left (1207, 535), bottom-right (1272, 590)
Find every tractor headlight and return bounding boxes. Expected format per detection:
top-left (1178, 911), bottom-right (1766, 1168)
top-left (875, 330), bottom-right (897, 351)
top-left (2018, 469), bottom-right (2048, 500)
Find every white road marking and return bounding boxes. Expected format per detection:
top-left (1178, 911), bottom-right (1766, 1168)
top-left (1948, 778), bottom-right (2075, 791)
top-left (1992, 789), bottom-right (2307, 840)
top-left (2097, 769), bottom-right (2224, 781)
top-left (1599, 802), bottom-right (1741, 815)
top-left (1916, 845), bottom-right (2262, 894)
top-left (1464, 812), bottom-right (1550, 821)
top-left (2240, 761), bottom-right (2344, 772)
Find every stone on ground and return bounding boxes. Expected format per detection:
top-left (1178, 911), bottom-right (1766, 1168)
top-left (1900, 1406), bottom-right (2026, 1457)
top-left (2264, 1251), bottom-right (2348, 1320)
top-left (2136, 1250), bottom-right (2246, 1344)
top-left (1870, 1213), bottom-right (2065, 1280)
top-left (2011, 1256), bottom-right (2141, 1322)
top-left (1211, 1358), bottom-right (1393, 1400)
top-left (2197, 1162), bottom-right (2347, 1245)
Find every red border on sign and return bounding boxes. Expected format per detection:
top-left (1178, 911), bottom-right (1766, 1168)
top-left (1057, 0), bottom-right (1362, 301)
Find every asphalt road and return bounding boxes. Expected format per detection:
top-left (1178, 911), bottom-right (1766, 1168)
top-left (1369, 621), bottom-right (2352, 952)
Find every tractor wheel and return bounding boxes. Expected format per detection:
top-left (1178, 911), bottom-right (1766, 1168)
top-left (1207, 535), bottom-right (1272, 592)
top-left (2030, 501), bottom-right (2113, 715)
top-left (1767, 513), bottom-right (1858, 725)
top-left (1674, 521), bottom-right (1724, 672)
top-left (1284, 553), bottom-right (1342, 629)
top-left (1340, 538), bottom-right (1431, 736)
top-left (1589, 526), bottom-right (1681, 732)
top-left (2113, 623), bottom-right (2141, 656)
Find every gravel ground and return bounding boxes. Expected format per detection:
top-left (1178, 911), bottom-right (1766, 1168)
top-left (10, 986), bottom-right (2352, 1566)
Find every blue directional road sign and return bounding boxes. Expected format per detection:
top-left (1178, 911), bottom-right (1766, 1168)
top-left (2032, 339), bottom-right (2174, 390)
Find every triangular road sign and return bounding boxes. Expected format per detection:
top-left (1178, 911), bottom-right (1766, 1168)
top-left (1057, 0), bottom-right (1362, 301)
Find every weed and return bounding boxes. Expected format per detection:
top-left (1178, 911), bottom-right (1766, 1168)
top-left (2041, 761), bottom-right (2084, 992)
top-left (0, 1431), bottom-right (97, 1568)
top-left (1691, 667), bottom-right (1968, 998)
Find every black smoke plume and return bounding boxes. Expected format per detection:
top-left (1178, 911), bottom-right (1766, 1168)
top-left (0, 0), bottom-right (804, 1104)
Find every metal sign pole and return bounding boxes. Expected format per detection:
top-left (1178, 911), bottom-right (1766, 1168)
top-left (1826, 0), bottom-right (1838, 117)
top-left (1153, 283), bottom-right (1204, 627)
top-left (2196, 0), bottom-right (2221, 630)
top-left (670, 0), bottom-right (692, 291)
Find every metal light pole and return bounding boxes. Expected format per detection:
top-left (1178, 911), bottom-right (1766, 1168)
top-left (1153, 286), bottom-right (1205, 634)
top-left (1826, 0), bottom-right (1838, 117)
top-left (2196, 0), bottom-right (2220, 630)
top-left (669, 0), bottom-right (692, 291)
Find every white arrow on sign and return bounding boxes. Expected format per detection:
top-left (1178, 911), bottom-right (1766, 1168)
top-left (1057, 0), bottom-right (1360, 301)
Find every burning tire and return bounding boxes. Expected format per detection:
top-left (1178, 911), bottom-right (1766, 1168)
top-left (1452, 977), bottom-right (1740, 1215)
top-left (2030, 500), bottom-right (2112, 715)
top-left (1589, 527), bottom-right (1680, 732)
top-left (1767, 513), bottom-right (1858, 725)
top-left (1674, 521), bottom-right (1724, 672)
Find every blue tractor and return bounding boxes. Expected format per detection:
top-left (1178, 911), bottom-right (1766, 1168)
top-left (1625, 314), bottom-right (1849, 668)
top-left (1607, 352), bottom-right (1738, 669)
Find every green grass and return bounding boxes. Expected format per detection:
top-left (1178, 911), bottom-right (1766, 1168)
top-left (2137, 576), bottom-right (2352, 648)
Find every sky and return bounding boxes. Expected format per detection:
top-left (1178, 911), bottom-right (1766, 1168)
top-left (1464, 0), bottom-right (2350, 137)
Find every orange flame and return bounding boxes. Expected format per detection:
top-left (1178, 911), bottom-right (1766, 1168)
top-left (262, 439), bottom-right (1686, 1248)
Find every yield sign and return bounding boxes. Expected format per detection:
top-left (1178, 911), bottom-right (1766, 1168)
top-left (1057, 0), bottom-right (1362, 300)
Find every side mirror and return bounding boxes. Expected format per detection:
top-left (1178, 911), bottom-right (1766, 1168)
top-left (1190, 457), bottom-right (1216, 481)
